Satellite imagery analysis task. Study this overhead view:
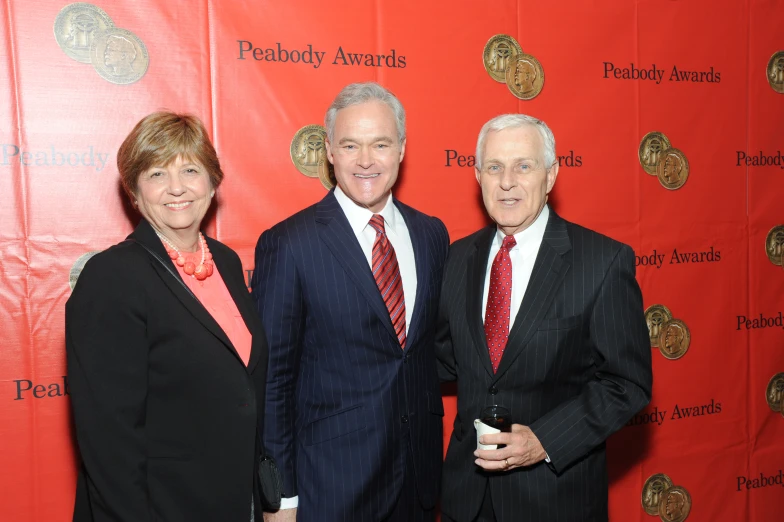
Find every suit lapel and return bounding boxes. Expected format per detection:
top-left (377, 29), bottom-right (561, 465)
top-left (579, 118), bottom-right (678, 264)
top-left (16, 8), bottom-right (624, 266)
top-left (395, 201), bottom-right (427, 351)
top-left (129, 220), bottom-right (244, 366)
top-left (493, 211), bottom-right (572, 380)
top-left (315, 191), bottom-right (398, 343)
top-left (466, 226), bottom-right (496, 377)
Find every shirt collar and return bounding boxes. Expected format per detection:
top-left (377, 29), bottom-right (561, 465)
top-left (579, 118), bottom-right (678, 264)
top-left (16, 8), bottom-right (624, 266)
top-left (334, 186), bottom-right (398, 235)
top-left (493, 204), bottom-right (550, 253)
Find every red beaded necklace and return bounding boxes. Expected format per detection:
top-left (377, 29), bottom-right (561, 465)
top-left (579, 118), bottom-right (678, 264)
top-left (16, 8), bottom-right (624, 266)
top-left (157, 231), bottom-right (214, 281)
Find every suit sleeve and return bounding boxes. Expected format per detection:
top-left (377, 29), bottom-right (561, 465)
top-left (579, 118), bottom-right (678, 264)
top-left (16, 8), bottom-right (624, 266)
top-left (66, 255), bottom-right (151, 521)
top-left (435, 244), bottom-right (458, 383)
top-left (250, 227), bottom-right (304, 498)
top-left (530, 244), bottom-right (652, 474)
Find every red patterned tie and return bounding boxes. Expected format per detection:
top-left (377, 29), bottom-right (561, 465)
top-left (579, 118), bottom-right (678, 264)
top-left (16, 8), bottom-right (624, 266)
top-left (369, 214), bottom-right (406, 349)
top-left (485, 235), bottom-right (516, 372)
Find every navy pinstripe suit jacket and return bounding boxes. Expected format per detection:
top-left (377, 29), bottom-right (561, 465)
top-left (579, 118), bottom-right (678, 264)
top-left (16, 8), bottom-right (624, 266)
top-left (251, 190), bottom-right (449, 521)
top-left (436, 209), bottom-right (652, 522)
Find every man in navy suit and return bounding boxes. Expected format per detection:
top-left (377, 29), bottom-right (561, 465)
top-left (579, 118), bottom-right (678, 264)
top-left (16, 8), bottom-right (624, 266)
top-left (252, 82), bottom-right (449, 522)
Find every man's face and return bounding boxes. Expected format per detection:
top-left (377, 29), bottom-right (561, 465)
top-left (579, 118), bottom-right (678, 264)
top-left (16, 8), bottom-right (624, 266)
top-left (104, 40), bottom-right (123, 67)
top-left (516, 61), bottom-right (535, 87)
top-left (664, 325), bottom-right (680, 351)
top-left (325, 101), bottom-right (404, 213)
top-left (663, 156), bottom-right (679, 181)
top-left (476, 126), bottom-right (557, 236)
top-left (665, 494), bottom-right (683, 517)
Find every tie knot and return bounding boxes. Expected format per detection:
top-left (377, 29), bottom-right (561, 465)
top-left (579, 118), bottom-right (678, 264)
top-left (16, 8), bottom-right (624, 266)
top-left (369, 214), bottom-right (386, 235)
top-left (502, 234), bottom-right (517, 250)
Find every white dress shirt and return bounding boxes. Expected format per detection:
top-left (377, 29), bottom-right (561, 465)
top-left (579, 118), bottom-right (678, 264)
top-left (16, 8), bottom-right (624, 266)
top-left (279, 187), bottom-right (418, 509)
top-left (481, 204), bottom-right (551, 463)
top-left (334, 186), bottom-right (417, 333)
top-left (482, 205), bottom-right (549, 329)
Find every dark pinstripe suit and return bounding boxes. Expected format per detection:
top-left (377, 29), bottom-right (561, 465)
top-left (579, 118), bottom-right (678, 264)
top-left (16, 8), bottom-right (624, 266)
top-left (251, 190), bottom-right (449, 521)
top-left (436, 209), bottom-right (652, 522)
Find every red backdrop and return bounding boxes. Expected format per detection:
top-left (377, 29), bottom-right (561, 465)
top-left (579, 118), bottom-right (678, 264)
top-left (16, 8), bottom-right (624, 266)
top-left (1, 1), bottom-right (783, 520)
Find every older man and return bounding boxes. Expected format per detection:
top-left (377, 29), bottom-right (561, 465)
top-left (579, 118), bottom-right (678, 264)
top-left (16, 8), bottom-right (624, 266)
top-left (436, 114), bottom-right (652, 521)
top-left (251, 82), bottom-right (449, 522)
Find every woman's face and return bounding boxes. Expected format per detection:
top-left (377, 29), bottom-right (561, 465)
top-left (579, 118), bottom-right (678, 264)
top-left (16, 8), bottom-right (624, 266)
top-left (134, 155), bottom-right (213, 241)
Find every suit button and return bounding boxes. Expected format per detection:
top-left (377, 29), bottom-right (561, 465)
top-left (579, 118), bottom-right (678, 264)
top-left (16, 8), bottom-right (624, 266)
top-left (489, 386), bottom-right (498, 395)
top-left (400, 415), bottom-right (409, 423)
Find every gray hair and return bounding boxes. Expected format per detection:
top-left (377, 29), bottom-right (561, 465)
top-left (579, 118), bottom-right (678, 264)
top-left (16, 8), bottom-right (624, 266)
top-left (475, 114), bottom-right (556, 170)
top-left (324, 82), bottom-right (406, 144)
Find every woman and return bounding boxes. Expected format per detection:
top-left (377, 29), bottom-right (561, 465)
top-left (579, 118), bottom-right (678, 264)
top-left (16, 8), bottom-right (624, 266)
top-left (66, 112), bottom-right (268, 521)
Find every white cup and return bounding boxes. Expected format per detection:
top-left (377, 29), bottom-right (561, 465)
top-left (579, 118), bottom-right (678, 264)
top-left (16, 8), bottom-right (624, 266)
top-left (474, 418), bottom-right (500, 451)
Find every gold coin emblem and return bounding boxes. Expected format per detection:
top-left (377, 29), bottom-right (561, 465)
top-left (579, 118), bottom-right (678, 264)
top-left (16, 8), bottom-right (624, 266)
top-left (639, 132), bottom-right (672, 176)
top-left (69, 251), bottom-right (100, 290)
top-left (645, 304), bottom-right (673, 348)
top-left (318, 156), bottom-right (336, 190)
top-left (483, 34), bottom-right (522, 83)
top-left (90, 27), bottom-right (149, 85)
top-left (505, 53), bottom-right (545, 100)
top-left (642, 473), bottom-right (674, 516)
top-left (657, 319), bottom-right (690, 360)
top-left (656, 148), bottom-right (689, 190)
top-left (766, 51), bottom-right (784, 94)
top-left (658, 485), bottom-right (691, 522)
top-left (765, 372), bottom-right (784, 412)
top-left (290, 125), bottom-right (331, 180)
top-left (54, 3), bottom-right (114, 64)
top-left (780, 391), bottom-right (784, 418)
top-left (764, 225), bottom-right (784, 266)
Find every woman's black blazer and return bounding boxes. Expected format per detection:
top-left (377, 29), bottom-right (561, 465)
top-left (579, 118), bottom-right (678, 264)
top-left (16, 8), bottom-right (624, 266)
top-left (66, 219), bottom-right (268, 522)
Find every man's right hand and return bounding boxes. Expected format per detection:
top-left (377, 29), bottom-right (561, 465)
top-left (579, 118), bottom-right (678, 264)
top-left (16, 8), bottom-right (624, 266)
top-left (263, 508), bottom-right (297, 522)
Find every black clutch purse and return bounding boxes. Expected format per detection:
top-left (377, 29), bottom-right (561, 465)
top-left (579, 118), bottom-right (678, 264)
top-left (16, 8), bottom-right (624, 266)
top-left (258, 452), bottom-right (282, 511)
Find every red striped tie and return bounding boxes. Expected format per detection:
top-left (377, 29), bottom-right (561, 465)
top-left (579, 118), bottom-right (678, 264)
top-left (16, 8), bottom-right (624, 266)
top-left (369, 214), bottom-right (406, 349)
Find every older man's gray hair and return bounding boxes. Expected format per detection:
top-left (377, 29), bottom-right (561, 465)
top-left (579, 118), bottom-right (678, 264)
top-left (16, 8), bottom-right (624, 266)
top-left (475, 114), bottom-right (556, 170)
top-left (324, 82), bottom-right (406, 144)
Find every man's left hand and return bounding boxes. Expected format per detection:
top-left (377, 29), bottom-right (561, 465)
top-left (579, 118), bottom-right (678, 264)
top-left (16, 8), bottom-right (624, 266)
top-left (474, 424), bottom-right (547, 471)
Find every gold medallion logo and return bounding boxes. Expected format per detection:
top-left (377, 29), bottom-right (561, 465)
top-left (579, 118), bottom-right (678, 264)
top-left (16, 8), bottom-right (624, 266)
top-left (54, 3), bottom-right (114, 64)
top-left (764, 225), bottom-right (784, 266)
top-left (639, 132), bottom-right (671, 176)
top-left (642, 473), bottom-right (674, 516)
top-left (318, 158), bottom-right (336, 190)
top-left (69, 251), bottom-right (100, 290)
top-left (483, 35), bottom-right (522, 83)
top-left (656, 148), bottom-right (689, 190)
top-left (767, 51), bottom-right (784, 94)
top-left (766, 373), bottom-right (784, 413)
top-left (639, 133), bottom-right (689, 190)
top-left (645, 304), bottom-right (673, 348)
top-left (505, 53), bottom-right (545, 100)
top-left (54, 4), bottom-right (148, 85)
top-left (657, 319), bottom-right (690, 360)
top-left (780, 391), bottom-right (784, 417)
top-left (290, 125), bottom-right (335, 189)
top-left (90, 27), bottom-right (149, 85)
top-left (658, 485), bottom-right (692, 522)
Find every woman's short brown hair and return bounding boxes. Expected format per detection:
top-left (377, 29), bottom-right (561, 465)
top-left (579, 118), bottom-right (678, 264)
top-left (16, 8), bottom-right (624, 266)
top-left (117, 111), bottom-right (224, 199)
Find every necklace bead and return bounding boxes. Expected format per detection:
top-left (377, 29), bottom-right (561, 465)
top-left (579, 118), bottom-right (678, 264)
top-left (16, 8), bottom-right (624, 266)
top-left (156, 231), bottom-right (214, 281)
